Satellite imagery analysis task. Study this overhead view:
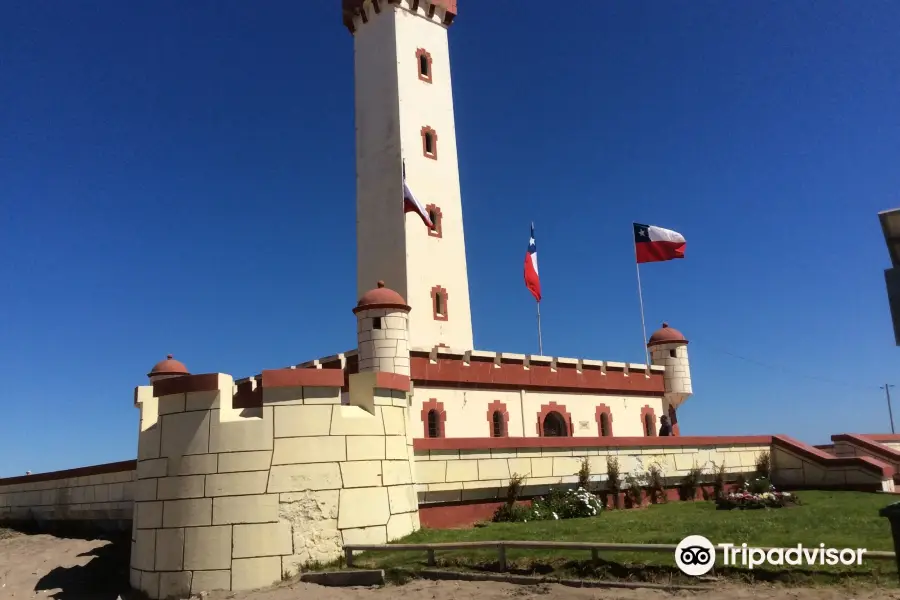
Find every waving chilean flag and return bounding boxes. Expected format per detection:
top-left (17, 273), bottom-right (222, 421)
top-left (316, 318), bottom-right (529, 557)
top-left (524, 223), bottom-right (541, 302)
top-left (634, 223), bottom-right (686, 264)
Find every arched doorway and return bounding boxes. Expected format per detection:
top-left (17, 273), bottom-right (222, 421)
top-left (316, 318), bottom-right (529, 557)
top-left (542, 411), bottom-right (569, 437)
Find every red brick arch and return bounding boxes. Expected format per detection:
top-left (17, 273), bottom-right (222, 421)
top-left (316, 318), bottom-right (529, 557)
top-left (486, 400), bottom-right (509, 437)
top-left (640, 405), bottom-right (657, 437)
top-left (595, 404), bottom-right (613, 437)
top-left (536, 402), bottom-right (573, 437)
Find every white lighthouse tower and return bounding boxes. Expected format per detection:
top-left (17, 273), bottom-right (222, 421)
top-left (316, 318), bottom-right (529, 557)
top-left (344, 0), bottom-right (474, 352)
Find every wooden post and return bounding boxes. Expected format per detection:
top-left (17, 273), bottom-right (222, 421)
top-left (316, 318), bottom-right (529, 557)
top-left (591, 548), bottom-right (599, 567)
top-left (497, 544), bottom-right (507, 571)
top-left (426, 549), bottom-right (436, 566)
top-left (345, 548), bottom-right (354, 568)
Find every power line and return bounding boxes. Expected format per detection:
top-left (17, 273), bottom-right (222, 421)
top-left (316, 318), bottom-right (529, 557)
top-left (697, 342), bottom-right (882, 392)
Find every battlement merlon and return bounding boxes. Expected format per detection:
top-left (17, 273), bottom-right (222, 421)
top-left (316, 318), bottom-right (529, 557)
top-left (342, 0), bottom-right (457, 33)
top-left (134, 368), bottom-right (411, 423)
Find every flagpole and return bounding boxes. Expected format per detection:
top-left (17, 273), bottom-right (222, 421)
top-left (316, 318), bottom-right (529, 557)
top-left (634, 248), bottom-right (651, 366)
top-left (536, 301), bottom-right (544, 356)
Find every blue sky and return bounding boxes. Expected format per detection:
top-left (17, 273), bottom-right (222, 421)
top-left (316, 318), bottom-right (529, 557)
top-left (1, 1), bottom-right (899, 477)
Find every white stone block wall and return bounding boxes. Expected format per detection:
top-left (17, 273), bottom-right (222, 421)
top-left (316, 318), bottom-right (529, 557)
top-left (413, 443), bottom-right (771, 504)
top-left (129, 372), bottom-right (419, 599)
top-left (357, 307), bottom-right (410, 375)
top-left (0, 469), bottom-right (134, 524)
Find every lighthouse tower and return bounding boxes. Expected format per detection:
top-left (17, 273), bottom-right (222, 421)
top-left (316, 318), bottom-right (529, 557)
top-left (343, 0), bottom-right (474, 351)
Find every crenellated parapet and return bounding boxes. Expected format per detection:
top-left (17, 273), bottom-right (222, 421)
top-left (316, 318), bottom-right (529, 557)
top-left (130, 363), bottom-right (419, 599)
top-left (342, 0), bottom-right (457, 33)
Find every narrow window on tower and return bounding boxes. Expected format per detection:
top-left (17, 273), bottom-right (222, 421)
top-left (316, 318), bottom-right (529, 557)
top-left (373, 317), bottom-right (382, 330)
top-left (425, 204), bottom-right (442, 238)
top-left (431, 285), bottom-right (448, 321)
top-left (427, 410), bottom-right (440, 438)
top-left (669, 349), bottom-right (677, 358)
top-left (416, 48), bottom-right (433, 83)
top-left (421, 126), bottom-right (438, 160)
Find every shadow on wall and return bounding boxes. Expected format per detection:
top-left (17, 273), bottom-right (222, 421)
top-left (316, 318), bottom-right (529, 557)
top-left (33, 532), bottom-right (132, 600)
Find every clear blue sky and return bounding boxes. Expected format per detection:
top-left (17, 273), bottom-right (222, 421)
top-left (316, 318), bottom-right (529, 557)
top-left (2, 1), bottom-right (899, 477)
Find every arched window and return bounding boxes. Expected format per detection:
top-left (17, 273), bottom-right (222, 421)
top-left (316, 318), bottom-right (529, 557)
top-left (542, 411), bottom-right (568, 437)
top-left (421, 126), bottom-right (438, 159)
top-left (427, 409), bottom-right (441, 438)
top-left (491, 411), bottom-right (504, 437)
top-left (643, 413), bottom-right (654, 437)
top-left (599, 412), bottom-right (611, 437)
top-left (416, 48), bottom-right (433, 83)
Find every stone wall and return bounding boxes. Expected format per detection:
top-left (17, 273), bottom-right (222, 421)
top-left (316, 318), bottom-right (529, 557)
top-left (771, 435), bottom-right (894, 491)
top-left (413, 435), bottom-right (771, 506)
top-left (128, 369), bottom-right (419, 599)
top-left (0, 461), bottom-right (135, 529)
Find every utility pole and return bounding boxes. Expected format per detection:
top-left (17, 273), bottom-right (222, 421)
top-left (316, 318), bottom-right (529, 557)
top-left (883, 384), bottom-right (896, 434)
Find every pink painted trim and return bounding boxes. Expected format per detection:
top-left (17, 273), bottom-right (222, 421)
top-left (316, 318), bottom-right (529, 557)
top-left (861, 434), bottom-right (900, 442)
top-left (413, 435), bottom-right (773, 452)
top-left (422, 399), bottom-right (446, 438)
top-left (773, 435), bottom-right (893, 478)
top-left (832, 434), bottom-right (900, 463)
top-left (640, 405), bottom-right (656, 437)
top-left (261, 368), bottom-right (344, 388)
top-left (375, 372), bottom-right (411, 392)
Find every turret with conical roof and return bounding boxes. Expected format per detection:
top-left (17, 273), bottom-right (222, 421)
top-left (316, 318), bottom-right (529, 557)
top-left (648, 323), bottom-right (692, 434)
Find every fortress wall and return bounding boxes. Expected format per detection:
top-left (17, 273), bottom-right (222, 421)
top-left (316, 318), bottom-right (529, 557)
top-left (413, 436), bottom-right (771, 506)
top-left (411, 386), bottom-right (665, 438)
top-left (129, 369), bottom-right (419, 600)
top-left (771, 435), bottom-right (894, 492)
top-left (0, 461), bottom-right (135, 529)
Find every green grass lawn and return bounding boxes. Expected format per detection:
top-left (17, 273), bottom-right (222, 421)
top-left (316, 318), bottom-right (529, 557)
top-left (350, 491), bottom-right (900, 587)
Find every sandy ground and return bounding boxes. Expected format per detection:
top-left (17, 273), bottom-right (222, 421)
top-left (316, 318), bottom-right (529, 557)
top-left (2, 529), bottom-right (899, 600)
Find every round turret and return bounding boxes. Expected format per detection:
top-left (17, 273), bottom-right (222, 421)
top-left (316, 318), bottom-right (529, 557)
top-left (647, 323), bottom-right (692, 409)
top-left (355, 281), bottom-right (411, 375)
top-left (147, 354), bottom-right (190, 382)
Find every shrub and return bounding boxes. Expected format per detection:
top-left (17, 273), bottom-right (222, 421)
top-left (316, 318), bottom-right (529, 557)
top-left (732, 473), bottom-right (747, 492)
top-left (578, 457), bottom-right (592, 490)
top-left (492, 502), bottom-right (532, 522)
top-left (492, 473), bottom-right (529, 522)
top-left (646, 463), bottom-right (666, 504)
top-left (747, 476), bottom-right (772, 494)
top-left (678, 465), bottom-right (703, 501)
top-left (623, 472), bottom-right (645, 508)
top-left (755, 451), bottom-right (771, 478)
top-left (716, 479), bottom-right (800, 510)
top-left (532, 487), bottom-right (603, 520)
top-left (606, 456), bottom-right (621, 508)
top-left (505, 473), bottom-right (526, 505)
top-left (712, 461), bottom-right (727, 500)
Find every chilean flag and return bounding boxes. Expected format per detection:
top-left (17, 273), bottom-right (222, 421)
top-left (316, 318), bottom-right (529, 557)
top-left (524, 223), bottom-right (541, 302)
top-left (634, 223), bottom-right (686, 263)
top-left (403, 177), bottom-right (433, 229)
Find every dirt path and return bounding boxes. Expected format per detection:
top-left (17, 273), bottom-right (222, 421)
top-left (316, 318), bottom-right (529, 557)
top-left (2, 528), bottom-right (899, 600)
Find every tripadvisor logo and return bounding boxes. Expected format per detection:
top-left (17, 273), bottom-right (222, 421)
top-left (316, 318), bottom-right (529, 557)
top-left (675, 535), bottom-right (868, 575)
top-left (675, 535), bottom-right (716, 576)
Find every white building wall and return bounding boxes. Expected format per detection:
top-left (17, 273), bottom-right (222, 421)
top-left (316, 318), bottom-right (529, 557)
top-left (353, 7), bottom-right (406, 305)
top-left (411, 387), bottom-right (665, 439)
top-left (353, 2), bottom-right (474, 352)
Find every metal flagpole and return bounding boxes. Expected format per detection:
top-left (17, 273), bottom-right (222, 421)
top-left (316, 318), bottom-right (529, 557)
top-left (635, 246), bottom-right (651, 366)
top-left (536, 302), bottom-right (544, 356)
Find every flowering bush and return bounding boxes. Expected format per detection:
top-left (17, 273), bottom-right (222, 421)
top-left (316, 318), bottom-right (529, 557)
top-left (716, 479), bottom-right (799, 510)
top-left (492, 487), bottom-right (603, 522)
top-left (532, 487), bottom-right (604, 520)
